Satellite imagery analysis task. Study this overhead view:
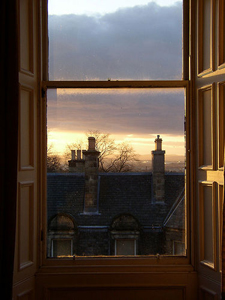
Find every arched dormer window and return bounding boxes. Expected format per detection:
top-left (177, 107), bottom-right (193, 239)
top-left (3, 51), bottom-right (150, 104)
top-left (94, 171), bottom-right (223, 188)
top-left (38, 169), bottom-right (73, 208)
top-left (48, 214), bottom-right (76, 257)
top-left (111, 214), bottom-right (140, 256)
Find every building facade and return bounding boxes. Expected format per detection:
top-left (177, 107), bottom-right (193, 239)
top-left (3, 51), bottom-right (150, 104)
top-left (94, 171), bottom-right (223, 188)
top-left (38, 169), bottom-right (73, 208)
top-left (47, 136), bottom-right (185, 257)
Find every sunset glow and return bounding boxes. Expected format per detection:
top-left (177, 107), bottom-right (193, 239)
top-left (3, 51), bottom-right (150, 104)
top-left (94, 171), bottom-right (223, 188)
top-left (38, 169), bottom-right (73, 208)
top-left (47, 88), bottom-right (185, 159)
top-left (47, 1), bottom-right (185, 163)
top-left (48, 130), bottom-right (185, 158)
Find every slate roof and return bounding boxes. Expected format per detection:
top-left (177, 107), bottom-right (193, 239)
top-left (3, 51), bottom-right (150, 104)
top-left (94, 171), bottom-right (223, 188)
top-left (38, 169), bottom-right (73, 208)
top-left (47, 173), bottom-right (85, 223)
top-left (163, 187), bottom-right (185, 230)
top-left (47, 172), bottom-right (184, 229)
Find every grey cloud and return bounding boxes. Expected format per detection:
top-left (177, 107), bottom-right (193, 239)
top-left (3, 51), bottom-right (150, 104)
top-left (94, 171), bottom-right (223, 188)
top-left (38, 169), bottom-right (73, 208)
top-left (47, 90), bottom-right (185, 136)
top-left (49, 2), bottom-right (182, 80)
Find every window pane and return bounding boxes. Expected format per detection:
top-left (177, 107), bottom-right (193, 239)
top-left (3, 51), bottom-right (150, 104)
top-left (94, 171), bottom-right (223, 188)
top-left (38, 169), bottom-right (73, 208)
top-left (48, 0), bottom-right (183, 80)
top-left (52, 239), bottom-right (72, 257)
top-left (173, 241), bottom-right (185, 255)
top-left (116, 240), bottom-right (135, 256)
top-left (47, 88), bottom-right (186, 257)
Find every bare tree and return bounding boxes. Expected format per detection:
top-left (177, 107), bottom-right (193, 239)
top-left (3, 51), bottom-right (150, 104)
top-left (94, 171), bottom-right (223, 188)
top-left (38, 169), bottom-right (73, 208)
top-left (103, 142), bottom-right (138, 173)
top-left (64, 140), bottom-right (86, 162)
top-left (65, 131), bottom-right (138, 173)
top-left (47, 144), bottom-right (63, 173)
top-left (85, 130), bottom-right (117, 170)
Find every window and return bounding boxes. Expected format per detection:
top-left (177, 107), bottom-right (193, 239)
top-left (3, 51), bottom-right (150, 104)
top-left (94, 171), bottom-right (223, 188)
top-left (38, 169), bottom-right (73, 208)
top-left (13, 0), bottom-right (224, 298)
top-left (48, 0), bottom-right (184, 81)
top-left (115, 239), bottom-right (136, 256)
top-left (173, 241), bottom-right (185, 256)
top-left (52, 239), bottom-right (73, 257)
top-left (111, 214), bottom-right (139, 255)
top-left (47, 214), bottom-right (76, 257)
top-left (44, 0), bottom-right (189, 260)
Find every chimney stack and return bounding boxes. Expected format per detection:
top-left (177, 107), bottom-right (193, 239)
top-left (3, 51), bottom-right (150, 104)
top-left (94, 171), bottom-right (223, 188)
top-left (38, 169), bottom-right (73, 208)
top-left (68, 150), bottom-right (77, 172)
top-left (151, 135), bottom-right (165, 203)
top-left (68, 149), bottom-right (85, 173)
top-left (68, 137), bottom-right (100, 212)
top-left (88, 137), bottom-right (96, 150)
top-left (82, 137), bottom-right (100, 213)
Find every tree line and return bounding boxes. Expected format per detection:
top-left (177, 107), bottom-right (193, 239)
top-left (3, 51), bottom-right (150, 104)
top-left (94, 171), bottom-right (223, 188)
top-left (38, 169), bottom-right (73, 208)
top-left (47, 130), bottom-right (138, 173)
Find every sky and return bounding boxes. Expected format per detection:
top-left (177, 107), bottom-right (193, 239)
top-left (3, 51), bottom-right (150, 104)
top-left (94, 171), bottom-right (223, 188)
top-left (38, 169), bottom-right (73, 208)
top-left (47, 1), bottom-right (185, 159)
top-left (47, 88), bottom-right (185, 157)
top-left (48, 0), bottom-right (182, 16)
top-left (49, 2), bottom-right (182, 80)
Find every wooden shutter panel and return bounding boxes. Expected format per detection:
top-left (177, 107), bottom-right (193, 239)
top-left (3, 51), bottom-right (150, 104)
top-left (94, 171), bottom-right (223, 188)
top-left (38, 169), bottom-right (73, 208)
top-left (13, 0), bottom-right (40, 298)
top-left (193, 0), bottom-right (224, 298)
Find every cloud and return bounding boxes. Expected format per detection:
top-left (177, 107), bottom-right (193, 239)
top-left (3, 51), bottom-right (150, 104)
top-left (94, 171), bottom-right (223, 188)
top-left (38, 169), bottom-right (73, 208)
top-left (47, 89), bottom-right (185, 136)
top-left (48, 2), bottom-right (182, 80)
top-left (47, 3), bottom-right (185, 146)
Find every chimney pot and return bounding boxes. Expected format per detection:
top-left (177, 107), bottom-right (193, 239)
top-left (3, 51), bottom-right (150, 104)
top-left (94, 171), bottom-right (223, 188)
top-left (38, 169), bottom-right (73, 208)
top-left (84, 137), bottom-right (100, 213)
top-left (77, 149), bottom-right (81, 160)
top-left (71, 150), bottom-right (75, 160)
top-left (152, 135), bottom-right (165, 202)
top-left (155, 135), bottom-right (162, 151)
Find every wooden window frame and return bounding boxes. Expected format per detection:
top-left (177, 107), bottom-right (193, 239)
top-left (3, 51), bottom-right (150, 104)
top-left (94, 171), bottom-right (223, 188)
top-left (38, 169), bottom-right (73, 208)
top-left (40, 0), bottom-right (194, 270)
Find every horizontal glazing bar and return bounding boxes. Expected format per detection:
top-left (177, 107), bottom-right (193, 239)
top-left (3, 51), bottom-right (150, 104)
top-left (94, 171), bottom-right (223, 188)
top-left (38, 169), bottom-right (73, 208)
top-left (43, 80), bottom-right (189, 89)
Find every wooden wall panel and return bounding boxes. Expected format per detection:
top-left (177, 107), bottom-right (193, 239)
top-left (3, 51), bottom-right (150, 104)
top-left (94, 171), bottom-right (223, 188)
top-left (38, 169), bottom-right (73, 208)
top-left (36, 271), bottom-right (198, 300)
top-left (17, 289), bottom-right (34, 300)
top-left (13, 277), bottom-right (35, 300)
top-left (17, 182), bottom-right (35, 271)
top-left (19, 85), bottom-right (34, 170)
top-left (218, 0), bottom-right (225, 68)
top-left (14, 0), bottom-right (39, 292)
top-left (199, 182), bottom-right (216, 269)
top-left (198, 85), bottom-right (215, 168)
top-left (200, 286), bottom-right (217, 300)
top-left (46, 287), bottom-right (185, 300)
top-left (218, 81), bottom-right (225, 168)
top-left (202, 0), bottom-right (211, 71)
top-left (18, 0), bottom-right (34, 76)
top-left (193, 0), bottom-right (224, 298)
top-left (198, 0), bottom-right (215, 76)
top-left (219, 184), bottom-right (224, 270)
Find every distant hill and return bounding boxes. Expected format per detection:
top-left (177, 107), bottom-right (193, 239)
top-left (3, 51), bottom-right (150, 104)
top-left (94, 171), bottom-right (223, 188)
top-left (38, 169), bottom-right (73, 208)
top-left (138, 154), bottom-right (185, 162)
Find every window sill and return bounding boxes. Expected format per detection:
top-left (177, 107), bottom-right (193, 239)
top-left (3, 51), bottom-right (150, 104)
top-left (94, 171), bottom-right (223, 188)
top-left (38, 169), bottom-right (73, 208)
top-left (41, 254), bottom-right (192, 270)
top-left (38, 258), bottom-right (195, 275)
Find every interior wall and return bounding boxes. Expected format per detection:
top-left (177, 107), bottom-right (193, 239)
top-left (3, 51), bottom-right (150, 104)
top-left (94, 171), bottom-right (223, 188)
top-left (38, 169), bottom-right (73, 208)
top-left (0, 1), bottom-right (19, 299)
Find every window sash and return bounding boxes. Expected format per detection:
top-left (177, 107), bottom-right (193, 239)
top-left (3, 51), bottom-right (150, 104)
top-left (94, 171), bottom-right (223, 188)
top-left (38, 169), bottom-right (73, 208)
top-left (43, 80), bottom-right (188, 90)
top-left (41, 0), bottom-right (191, 266)
top-left (42, 82), bottom-right (191, 265)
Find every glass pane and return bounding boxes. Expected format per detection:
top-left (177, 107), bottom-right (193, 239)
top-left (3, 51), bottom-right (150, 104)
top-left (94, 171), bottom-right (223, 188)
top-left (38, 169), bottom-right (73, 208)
top-left (116, 240), bottom-right (135, 255)
top-left (52, 239), bottom-right (72, 257)
top-left (47, 88), bottom-right (186, 257)
top-left (48, 0), bottom-right (183, 80)
top-left (173, 241), bottom-right (185, 255)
